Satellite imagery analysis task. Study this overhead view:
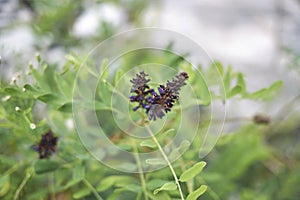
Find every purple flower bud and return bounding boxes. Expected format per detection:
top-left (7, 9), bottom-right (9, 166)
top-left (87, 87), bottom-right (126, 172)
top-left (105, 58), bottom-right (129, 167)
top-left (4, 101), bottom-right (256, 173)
top-left (158, 86), bottom-right (165, 95)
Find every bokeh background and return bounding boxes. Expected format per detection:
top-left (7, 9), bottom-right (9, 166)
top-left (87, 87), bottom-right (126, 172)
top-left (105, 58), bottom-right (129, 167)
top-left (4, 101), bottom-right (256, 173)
top-left (0, 0), bottom-right (300, 199)
top-left (1, 0), bottom-right (299, 122)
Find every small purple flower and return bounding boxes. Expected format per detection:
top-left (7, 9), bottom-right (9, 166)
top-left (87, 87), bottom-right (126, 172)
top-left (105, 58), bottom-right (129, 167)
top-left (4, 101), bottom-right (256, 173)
top-left (33, 130), bottom-right (58, 159)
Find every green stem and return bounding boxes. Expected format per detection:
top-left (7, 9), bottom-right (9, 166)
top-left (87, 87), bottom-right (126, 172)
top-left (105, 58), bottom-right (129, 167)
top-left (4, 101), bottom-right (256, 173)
top-left (178, 155), bottom-right (193, 194)
top-left (83, 178), bottom-right (104, 200)
top-left (49, 172), bottom-right (56, 200)
top-left (13, 167), bottom-right (33, 200)
top-left (145, 126), bottom-right (185, 200)
top-left (167, 136), bottom-right (193, 194)
top-left (4, 162), bottom-right (21, 176)
top-left (132, 140), bottom-right (149, 200)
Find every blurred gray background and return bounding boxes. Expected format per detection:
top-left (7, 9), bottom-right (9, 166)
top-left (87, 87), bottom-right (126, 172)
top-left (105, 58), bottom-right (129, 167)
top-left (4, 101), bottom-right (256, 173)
top-left (0, 0), bottom-right (299, 122)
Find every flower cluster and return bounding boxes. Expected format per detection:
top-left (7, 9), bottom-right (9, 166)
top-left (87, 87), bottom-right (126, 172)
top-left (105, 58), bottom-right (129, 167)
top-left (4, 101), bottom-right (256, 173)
top-left (130, 71), bottom-right (188, 120)
top-left (32, 130), bottom-right (58, 159)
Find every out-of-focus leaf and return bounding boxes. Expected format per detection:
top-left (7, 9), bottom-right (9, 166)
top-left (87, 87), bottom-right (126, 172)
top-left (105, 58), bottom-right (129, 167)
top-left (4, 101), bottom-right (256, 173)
top-left (73, 163), bottom-right (85, 182)
top-left (243, 81), bottom-right (283, 100)
top-left (4, 87), bottom-right (20, 95)
top-left (54, 73), bottom-right (73, 99)
top-left (37, 93), bottom-right (61, 104)
top-left (169, 140), bottom-right (190, 160)
top-left (65, 54), bottom-right (82, 68)
top-left (23, 84), bottom-right (38, 92)
top-left (186, 185), bottom-right (207, 200)
top-left (227, 85), bottom-right (242, 98)
top-left (140, 140), bottom-right (156, 148)
top-left (118, 162), bottom-right (137, 172)
top-left (153, 182), bottom-right (177, 195)
top-left (73, 187), bottom-right (90, 199)
top-left (179, 161), bottom-right (206, 182)
top-left (99, 59), bottom-right (109, 80)
top-left (97, 80), bottom-right (112, 105)
top-left (146, 179), bottom-right (170, 190)
top-left (114, 69), bottom-right (125, 85)
top-left (223, 66), bottom-right (232, 93)
top-left (237, 73), bottom-right (246, 94)
top-left (44, 66), bottom-right (61, 93)
top-left (97, 176), bottom-right (136, 192)
top-left (117, 184), bottom-right (142, 193)
top-left (0, 175), bottom-right (10, 197)
top-left (214, 61), bottom-right (224, 76)
top-left (34, 160), bottom-right (60, 174)
top-left (57, 102), bottom-right (72, 112)
top-left (31, 66), bottom-right (50, 91)
top-left (161, 129), bottom-right (175, 135)
top-left (193, 72), bottom-right (211, 105)
top-left (147, 191), bottom-right (172, 200)
top-left (146, 158), bottom-right (166, 166)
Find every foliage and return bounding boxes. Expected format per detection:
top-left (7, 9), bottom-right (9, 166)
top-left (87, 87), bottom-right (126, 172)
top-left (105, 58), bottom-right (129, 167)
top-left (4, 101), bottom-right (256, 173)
top-left (1, 1), bottom-right (299, 200)
top-left (0, 50), bottom-right (291, 200)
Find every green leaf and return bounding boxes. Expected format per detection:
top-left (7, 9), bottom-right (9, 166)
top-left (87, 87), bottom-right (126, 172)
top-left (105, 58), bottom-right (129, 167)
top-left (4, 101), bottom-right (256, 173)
top-left (146, 179), bottom-right (170, 190)
top-left (73, 187), bottom-right (91, 199)
top-left (244, 80), bottom-right (283, 100)
top-left (118, 162), bottom-right (137, 172)
top-left (31, 66), bottom-right (50, 91)
top-left (186, 185), bottom-right (207, 200)
top-left (153, 182), bottom-right (177, 195)
top-left (214, 61), bottom-right (223, 76)
top-left (193, 73), bottom-right (211, 105)
top-left (97, 176), bottom-right (135, 192)
top-left (223, 66), bottom-right (232, 92)
top-left (180, 62), bottom-right (195, 81)
top-left (54, 73), bottom-right (73, 98)
top-left (140, 140), bottom-right (156, 148)
top-left (65, 54), bottom-right (82, 68)
top-left (99, 59), bottom-right (109, 80)
top-left (237, 73), bottom-right (246, 94)
top-left (4, 87), bottom-right (20, 95)
top-left (146, 158), bottom-right (166, 166)
top-left (73, 164), bottom-right (85, 182)
top-left (162, 129), bottom-right (175, 135)
top-left (94, 101), bottom-right (113, 111)
top-left (169, 140), bottom-right (190, 160)
top-left (34, 160), bottom-right (60, 174)
top-left (97, 80), bottom-right (112, 105)
top-left (179, 161), bottom-right (206, 182)
top-left (23, 84), bottom-right (38, 92)
top-left (114, 69), bottom-right (124, 85)
top-left (57, 102), bottom-right (72, 112)
top-left (0, 175), bottom-right (10, 197)
top-left (227, 85), bottom-right (242, 98)
top-left (117, 184), bottom-right (142, 193)
top-left (60, 179), bottom-right (80, 190)
top-left (37, 93), bottom-right (61, 104)
top-left (44, 66), bottom-right (61, 93)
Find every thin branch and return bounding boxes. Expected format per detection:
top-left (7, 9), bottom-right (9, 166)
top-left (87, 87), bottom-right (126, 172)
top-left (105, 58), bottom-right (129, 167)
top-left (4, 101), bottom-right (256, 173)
top-left (132, 139), bottom-right (149, 200)
top-left (13, 167), bottom-right (34, 200)
top-left (83, 178), bottom-right (104, 200)
top-left (145, 126), bottom-right (185, 200)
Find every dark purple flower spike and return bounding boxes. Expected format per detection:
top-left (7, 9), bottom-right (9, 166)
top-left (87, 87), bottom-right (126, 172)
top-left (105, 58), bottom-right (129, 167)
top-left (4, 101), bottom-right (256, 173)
top-left (33, 130), bottom-right (58, 159)
top-left (129, 71), bottom-right (154, 112)
top-left (129, 71), bottom-right (188, 120)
